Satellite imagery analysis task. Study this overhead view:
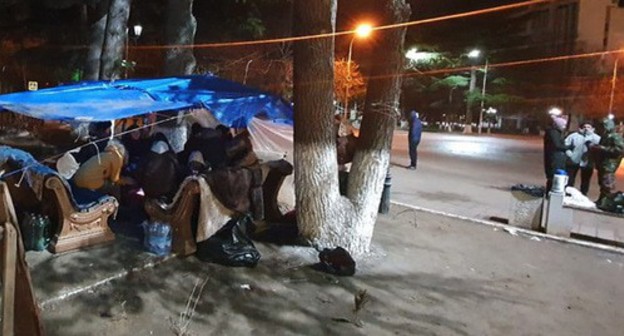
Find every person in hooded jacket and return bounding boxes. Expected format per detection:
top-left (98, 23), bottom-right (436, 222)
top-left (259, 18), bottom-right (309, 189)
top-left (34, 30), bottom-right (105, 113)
top-left (138, 133), bottom-right (182, 201)
top-left (407, 110), bottom-right (423, 170)
top-left (544, 116), bottom-right (573, 192)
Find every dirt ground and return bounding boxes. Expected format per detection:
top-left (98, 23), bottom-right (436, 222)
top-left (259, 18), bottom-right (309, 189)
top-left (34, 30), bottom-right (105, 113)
top-left (39, 206), bottom-right (624, 336)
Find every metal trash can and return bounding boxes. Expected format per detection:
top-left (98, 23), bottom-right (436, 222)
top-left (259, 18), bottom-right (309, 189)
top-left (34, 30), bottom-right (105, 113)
top-left (509, 184), bottom-right (545, 230)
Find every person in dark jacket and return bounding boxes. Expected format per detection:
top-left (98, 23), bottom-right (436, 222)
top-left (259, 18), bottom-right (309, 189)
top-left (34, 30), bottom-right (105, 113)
top-left (138, 133), bottom-right (181, 201)
top-left (179, 124), bottom-right (228, 170)
top-left (407, 110), bottom-right (423, 170)
top-left (544, 116), bottom-right (572, 191)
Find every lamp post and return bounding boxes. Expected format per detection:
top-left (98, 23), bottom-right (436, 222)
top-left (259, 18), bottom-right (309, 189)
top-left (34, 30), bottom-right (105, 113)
top-left (477, 58), bottom-right (489, 134)
top-left (344, 23), bottom-right (372, 120)
top-left (125, 24), bottom-right (143, 79)
top-left (464, 49), bottom-right (481, 134)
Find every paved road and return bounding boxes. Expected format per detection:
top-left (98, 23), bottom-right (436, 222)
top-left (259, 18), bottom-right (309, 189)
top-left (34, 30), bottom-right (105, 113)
top-left (389, 131), bottom-right (624, 222)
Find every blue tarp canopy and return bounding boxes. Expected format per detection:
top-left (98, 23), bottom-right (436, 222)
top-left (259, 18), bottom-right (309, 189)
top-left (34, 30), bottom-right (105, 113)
top-left (0, 75), bottom-right (293, 128)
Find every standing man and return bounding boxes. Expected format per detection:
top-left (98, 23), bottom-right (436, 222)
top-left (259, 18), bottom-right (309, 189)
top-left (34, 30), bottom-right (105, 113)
top-left (564, 122), bottom-right (601, 195)
top-left (590, 118), bottom-right (624, 207)
top-left (544, 116), bottom-right (571, 191)
top-left (407, 110), bottom-right (422, 170)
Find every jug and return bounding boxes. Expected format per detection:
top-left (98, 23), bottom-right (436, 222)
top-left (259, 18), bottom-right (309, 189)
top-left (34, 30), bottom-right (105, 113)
top-left (551, 169), bottom-right (568, 194)
top-left (142, 221), bottom-right (172, 256)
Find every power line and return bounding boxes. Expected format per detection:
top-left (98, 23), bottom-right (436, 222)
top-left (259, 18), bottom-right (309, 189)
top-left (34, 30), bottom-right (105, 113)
top-left (128, 0), bottom-right (556, 50)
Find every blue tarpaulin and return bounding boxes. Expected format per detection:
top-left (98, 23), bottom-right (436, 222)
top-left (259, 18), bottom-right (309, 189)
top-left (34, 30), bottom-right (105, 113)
top-left (0, 75), bottom-right (293, 128)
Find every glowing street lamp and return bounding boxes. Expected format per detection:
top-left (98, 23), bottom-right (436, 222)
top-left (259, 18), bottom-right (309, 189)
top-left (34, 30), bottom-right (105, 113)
top-left (344, 23), bottom-right (373, 120)
top-left (468, 49), bottom-right (481, 59)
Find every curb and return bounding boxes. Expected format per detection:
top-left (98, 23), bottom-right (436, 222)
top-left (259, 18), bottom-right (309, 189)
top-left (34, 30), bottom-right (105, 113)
top-left (391, 200), bottom-right (624, 255)
top-left (39, 254), bottom-right (176, 309)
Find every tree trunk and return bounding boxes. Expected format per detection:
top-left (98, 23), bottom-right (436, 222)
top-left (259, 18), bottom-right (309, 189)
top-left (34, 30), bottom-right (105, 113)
top-left (164, 0), bottom-right (197, 76)
top-left (99, 0), bottom-right (131, 80)
top-left (346, 0), bottom-right (411, 255)
top-left (294, 0), bottom-right (410, 258)
top-left (84, 0), bottom-right (109, 80)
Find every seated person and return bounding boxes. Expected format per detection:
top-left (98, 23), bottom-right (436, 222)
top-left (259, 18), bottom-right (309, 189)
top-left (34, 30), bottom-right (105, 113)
top-left (70, 140), bottom-right (127, 203)
top-left (179, 123), bottom-right (229, 171)
top-left (186, 150), bottom-right (207, 176)
top-left (225, 130), bottom-right (259, 168)
top-left (121, 125), bottom-right (151, 177)
top-left (137, 133), bottom-right (182, 202)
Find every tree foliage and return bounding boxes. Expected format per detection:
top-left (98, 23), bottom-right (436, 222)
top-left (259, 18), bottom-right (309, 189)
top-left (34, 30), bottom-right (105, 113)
top-left (334, 58), bottom-right (366, 106)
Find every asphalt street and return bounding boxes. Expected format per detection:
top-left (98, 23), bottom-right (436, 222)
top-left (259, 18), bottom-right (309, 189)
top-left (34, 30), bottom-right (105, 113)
top-left (390, 131), bottom-right (624, 222)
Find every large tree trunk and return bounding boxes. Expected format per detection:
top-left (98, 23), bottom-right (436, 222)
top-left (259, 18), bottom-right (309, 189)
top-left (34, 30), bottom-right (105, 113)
top-left (99, 0), bottom-right (131, 80)
top-left (294, 0), bottom-right (411, 257)
top-left (347, 0), bottom-right (411, 255)
top-left (164, 0), bottom-right (197, 76)
top-left (84, 0), bottom-right (110, 80)
top-left (294, 0), bottom-right (352, 248)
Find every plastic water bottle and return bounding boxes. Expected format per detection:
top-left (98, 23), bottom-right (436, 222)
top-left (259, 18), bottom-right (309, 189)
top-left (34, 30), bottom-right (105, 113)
top-left (552, 169), bottom-right (568, 194)
top-left (144, 222), bottom-right (172, 256)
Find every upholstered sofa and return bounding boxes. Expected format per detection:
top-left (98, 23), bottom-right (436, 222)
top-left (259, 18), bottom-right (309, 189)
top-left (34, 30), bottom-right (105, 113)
top-left (0, 146), bottom-right (118, 253)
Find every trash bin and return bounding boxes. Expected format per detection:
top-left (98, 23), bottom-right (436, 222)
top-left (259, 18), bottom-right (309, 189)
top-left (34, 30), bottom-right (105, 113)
top-left (509, 184), bottom-right (545, 230)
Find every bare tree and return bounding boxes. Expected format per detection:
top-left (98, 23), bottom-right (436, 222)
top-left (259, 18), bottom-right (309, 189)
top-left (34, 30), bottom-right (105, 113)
top-left (163, 0), bottom-right (197, 75)
top-left (293, 0), bottom-right (410, 257)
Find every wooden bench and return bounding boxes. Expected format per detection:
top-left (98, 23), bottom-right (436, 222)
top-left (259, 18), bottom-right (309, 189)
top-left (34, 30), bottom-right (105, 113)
top-left (0, 147), bottom-right (118, 253)
top-left (144, 161), bottom-right (292, 257)
top-left (0, 181), bottom-right (45, 336)
top-left (144, 176), bottom-right (201, 256)
top-left (261, 159), bottom-right (293, 222)
top-left (44, 176), bottom-right (118, 253)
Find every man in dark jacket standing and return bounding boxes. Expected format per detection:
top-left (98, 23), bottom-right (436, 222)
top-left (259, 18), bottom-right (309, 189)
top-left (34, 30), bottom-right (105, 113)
top-left (407, 110), bottom-right (423, 170)
top-left (544, 116), bottom-right (571, 191)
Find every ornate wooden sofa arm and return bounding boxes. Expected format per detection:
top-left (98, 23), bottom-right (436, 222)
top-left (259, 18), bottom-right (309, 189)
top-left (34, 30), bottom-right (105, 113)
top-left (144, 177), bottom-right (201, 257)
top-left (44, 176), bottom-right (118, 253)
top-left (261, 160), bottom-right (293, 222)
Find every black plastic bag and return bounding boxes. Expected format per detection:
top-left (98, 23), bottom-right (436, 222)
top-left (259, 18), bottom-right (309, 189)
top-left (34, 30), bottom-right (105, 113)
top-left (196, 216), bottom-right (261, 267)
top-left (511, 184), bottom-right (545, 198)
top-left (315, 247), bottom-right (356, 276)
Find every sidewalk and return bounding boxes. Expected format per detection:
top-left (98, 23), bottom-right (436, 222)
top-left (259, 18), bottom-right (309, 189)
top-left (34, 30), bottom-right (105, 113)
top-left (36, 205), bottom-right (624, 336)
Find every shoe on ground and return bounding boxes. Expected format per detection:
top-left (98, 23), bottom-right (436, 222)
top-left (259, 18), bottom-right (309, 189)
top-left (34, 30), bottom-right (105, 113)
top-left (407, 165), bottom-right (416, 170)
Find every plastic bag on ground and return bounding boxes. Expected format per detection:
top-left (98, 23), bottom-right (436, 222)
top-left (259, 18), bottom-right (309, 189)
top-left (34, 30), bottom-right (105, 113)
top-left (314, 247), bottom-right (356, 276)
top-left (195, 216), bottom-right (261, 267)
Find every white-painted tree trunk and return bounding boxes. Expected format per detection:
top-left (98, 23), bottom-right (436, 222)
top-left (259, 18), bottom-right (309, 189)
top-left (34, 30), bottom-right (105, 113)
top-left (293, 0), bottom-right (411, 258)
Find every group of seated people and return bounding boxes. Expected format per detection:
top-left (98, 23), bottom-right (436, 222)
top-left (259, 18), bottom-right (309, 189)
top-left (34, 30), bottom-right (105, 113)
top-left (59, 120), bottom-right (259, 206)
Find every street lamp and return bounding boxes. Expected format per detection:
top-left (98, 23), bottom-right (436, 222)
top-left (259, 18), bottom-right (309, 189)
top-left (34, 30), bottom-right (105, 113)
top-left (464, 48), bottom-right (481, 134)
top-left (477, 58), bottom-right (489, 134)
top-left (344, 23), bottom-right (373, 120)
top-left (125, 24), bottom-right (143, 78)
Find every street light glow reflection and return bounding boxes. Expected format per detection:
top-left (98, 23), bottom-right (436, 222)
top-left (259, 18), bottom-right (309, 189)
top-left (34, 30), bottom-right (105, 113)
top-left (468, 49), bottom-right (481, 58)
top-left (355, 24), bottom-right (373, 38)
top-left (405, 48), bottom-right (439, 63)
